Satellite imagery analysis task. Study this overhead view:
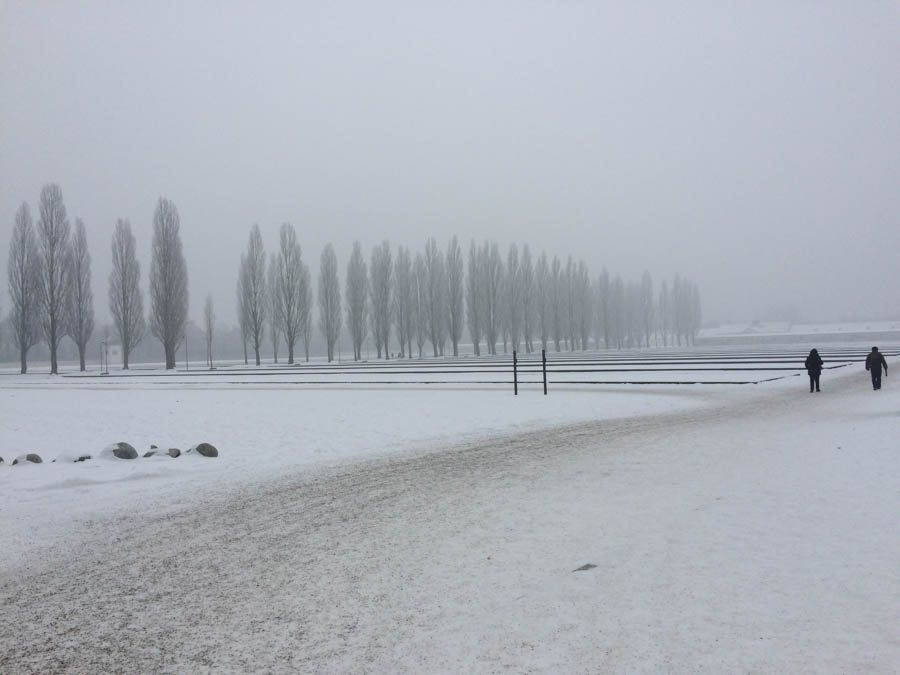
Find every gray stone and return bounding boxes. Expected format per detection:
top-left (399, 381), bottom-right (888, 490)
top-left (150, 444), bottom-right (158, 450)
top-left (0, 456), bottom-right (4, 464)
top-left (167, 448), bottom-right (181, 458)
top-left (144, 451), bottom-right (157, 458)
top-left (190, 442), bottom-right (218, 458)
top-left (76, 455), bottom-right (91, 462)
top-left (106, 442), bottom-right (138, 460)
top-left (13, 453), bottom-right (42, 465)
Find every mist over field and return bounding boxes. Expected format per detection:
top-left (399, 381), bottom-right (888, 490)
top-left (1, 1), bottom-right (897, 334)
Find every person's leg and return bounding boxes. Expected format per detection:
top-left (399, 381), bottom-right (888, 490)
top-left (875, 372), bottom-right (882, 389)
top-left (872, 372), bottom-right (878, 390)
top-left (815, 374), bottom-right (821, 392)
top-left (809, 374), bottom-right (814, 392)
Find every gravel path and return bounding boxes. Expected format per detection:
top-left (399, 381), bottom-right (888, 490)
top-left (2, 373), bottom-right (898, 673)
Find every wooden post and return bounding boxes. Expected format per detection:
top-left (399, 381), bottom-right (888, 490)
top-left (542, 348), bottom-right (547, 395)
top-left (513, 350), bottom-right (518, 395)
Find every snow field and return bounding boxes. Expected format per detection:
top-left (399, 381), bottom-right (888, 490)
top-left (1, 348), bottom-right (897, 671)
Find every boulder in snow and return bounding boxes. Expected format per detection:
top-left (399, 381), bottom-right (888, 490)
top-left (167, 448), bottom-right (181, 458)
top-left (150, 444), bottom-right (158, 450)
top-left (189, 443), bottom-right (218, 458)
top-left (76, 454), bottom-right (91, 462)
top-left (102, 442), bottom-right (138, 460)
top-left (144, 451), bottom-right (157, 458)
top-left (12, 453), bottom-right (42, 465)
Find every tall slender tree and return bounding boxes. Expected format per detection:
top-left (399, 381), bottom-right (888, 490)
top-left (203, 293), bottom-right (215, 368)
top-left (267, 252), bottom-right (281, 362)
top-left (482, 242), bottom-right (503, 355)
top-left (423, 237), bottom-right (446, 356)
top-left (393, 245), bottom-right (414, 358)
top-left (66, 218), bottom-right (94, 371)
top-left (273, 223), bottom-right (306, 364)
top-left (318, 243), bottom-right (341, 362)
top-left (36, 183), bottom-right (71, 374)
top-left (445, 236), bottom-right (464, 357)
top-left (7, 202), bottom-right (41, 373)
top-left (520, 244), bottom-right (535, 352)
top-left (149, 197), bottom-right (188, 369)
top-left (506, 243), bottom-right (522, 352)
top-left (109, 219), bottom-right (145, 369)
top-left (299, 263), bottom-right (313, 362)
top-left (345, 241), bottom-right (368, 361)
top-left (238, 224), bottom-right (267, 366)
top-left (465, 239), bottom-right (482, 356)
top-left (534, 251), bottom-right (551, 351)
top-left (413, 252), bottom-right (427, 358)
top-left (369, 240), bottom-right (393, 359)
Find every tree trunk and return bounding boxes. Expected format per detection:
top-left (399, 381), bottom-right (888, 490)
top-left (288, 344), bottom-right (294, 365)
top-left (20, 346), bottom-right (27, 374)
top-left (78, 344), bottom-right (86, 372)
top-left (165, 343), bottom-right (176, 370)
top-left (124, 346), bottom-right (130, 370)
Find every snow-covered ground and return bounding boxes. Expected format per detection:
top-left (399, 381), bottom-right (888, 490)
top-left (1, 350), bottom-right (898, 672)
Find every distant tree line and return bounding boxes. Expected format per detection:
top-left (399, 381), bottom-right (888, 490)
top-left (235, 230), bottom-right (702, 364)
top-left (4, 184), bottom-right (701, 372)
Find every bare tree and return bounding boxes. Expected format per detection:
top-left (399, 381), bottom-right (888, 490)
top-left (36, 184), bottom-right (71, 374)
top-left (66, 218), bottom-right (94, 371)
top-left (413, 252), bottom-right (427, 358)
top-left (267, 252), bottom-right (281, 362)
top-left (520, 244), bottom-right (535, 353)
top-left (109, 219), bottom-right (146, 369)
top-left (482, 241), bottom-right (503, 355)
top-left (445, 235), bottom-right (464, 357)
top-left (7, 202), bottom-right (41, 373)
top-left (596, 268), bottom-right (610, 349)
top-left (465, 239), bottom-right (482, 356)
top-left (273, 223), bottom-right (305, 364)
top-left (237, 277), bottom-right (249, 365)
top-left (345, 241), bottom-right (368, 361)
top-left (534, 251), bottom-right (551, 352)
top-left (640, 271), bottom-right (654, 348)
top-left (576, 260), bottom-right (592, 350)
top-left (318, 243), bottom-right (341, 362)
top-left (393, 245), bottom-right (414, 358)
top-left (506, 243), bottom-right (522, 352)
top-left (550, 255), bottom-right (563, 351)
top-left (149, 198), bottom-right (188, 369)
top-left (299, 263), bottom-right (313, 362)
top-left (203, 293), bottom-right (215, 368)
top-left (369, 240), bottom-right (392, 359)
top-left (423, 237), bottom-right (446, 356)
top-left (238, 224), bottom-right (267, 366)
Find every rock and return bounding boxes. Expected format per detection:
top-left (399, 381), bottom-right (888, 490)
top-left (150, 444), bottom-right (158, 450)
top-left (144, 451), bottom-right (157, 458)
top-left (76, 455), bottom-right (91, 462)
top-left (102, 442), bottom-right (138, 460)
top-left (12, 453), bottom-right (42, 465)
top-left (167, 448), bottom-right (181, 458)
top-left (189, 443), bottom-right (218, 458)
top-left (0, 456), bottom-right (4, 464)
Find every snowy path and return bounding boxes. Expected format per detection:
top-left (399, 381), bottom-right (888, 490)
top-left (2, 370), bottom-right (899, 672)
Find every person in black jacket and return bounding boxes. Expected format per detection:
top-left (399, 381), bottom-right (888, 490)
top-left (865, 346), bottom-right (888, 390)
top-left (805, 348), bottom-right (823, 392)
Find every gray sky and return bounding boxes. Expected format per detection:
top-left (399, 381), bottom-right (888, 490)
top-left (2, 1), bottom-right (898, 326)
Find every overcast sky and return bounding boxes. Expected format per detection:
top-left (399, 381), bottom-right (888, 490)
top-left (1, 1), bottom-right (898, 326)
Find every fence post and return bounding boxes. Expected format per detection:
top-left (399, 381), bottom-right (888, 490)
top-left (513, 350), bottom-right (518, 395)
top-left (542, 348), bottom-right (547, 395)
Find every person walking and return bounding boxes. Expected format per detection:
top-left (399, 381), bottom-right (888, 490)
top-left (865, 346), bottom-right (888, 390)
top-left (805, 348), bottom-right (823, 392)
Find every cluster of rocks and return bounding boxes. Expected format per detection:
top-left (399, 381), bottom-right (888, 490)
top-left (2, 442), bottom-right (219, 466)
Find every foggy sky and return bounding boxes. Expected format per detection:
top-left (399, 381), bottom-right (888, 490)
top-left (1, 1), bottom-right (898, 327)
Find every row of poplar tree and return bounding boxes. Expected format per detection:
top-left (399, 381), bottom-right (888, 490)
top-left (236, 224), bottom-right (703, 365)
top-left (6, 184), bottom-right (701, 374)
top-left (6, 184), bottom-right (188, 374)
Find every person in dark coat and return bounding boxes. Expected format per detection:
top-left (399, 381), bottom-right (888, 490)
top-left (805, 348), bottom-right (823, 392)
top-left (865, 346), bottom-right (888, 390)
